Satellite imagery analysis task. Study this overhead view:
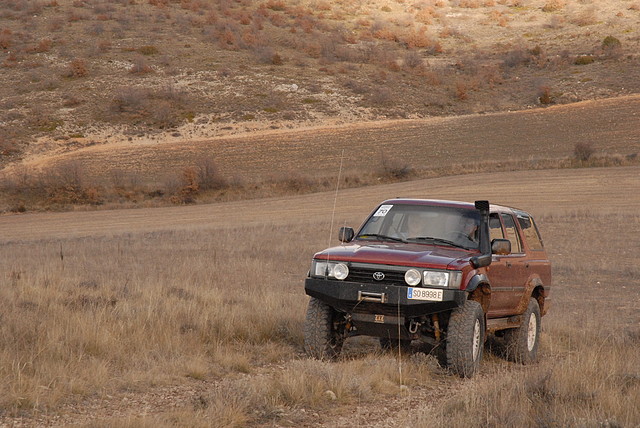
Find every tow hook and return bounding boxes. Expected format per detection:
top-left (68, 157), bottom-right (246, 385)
top-left (343, 314), bottom-right (353, 333)
top-left (408, 319), bottom-right (421, 334)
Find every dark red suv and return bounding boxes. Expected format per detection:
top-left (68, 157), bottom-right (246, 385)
top-left (303, 199), bottom-right (552, 377)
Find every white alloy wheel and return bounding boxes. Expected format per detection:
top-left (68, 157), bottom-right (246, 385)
top-left (527, 312), bottom-right (538, 352)
top-left (472, 319), bottom-right (481, 361)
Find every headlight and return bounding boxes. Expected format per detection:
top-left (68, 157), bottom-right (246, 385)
top-left (312, 261), bottom-right (349, 280)
top-left (404, 269), bottom-right (421, 286)
top-left (423, 270), bottom-right (449, 287)
top-left (421, 270), bottom-right (463, 288)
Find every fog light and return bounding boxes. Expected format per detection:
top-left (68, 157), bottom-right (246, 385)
top-left (333, 263), bottom-right (349, 280)
top-left (405, 269), bottom-right (421, 286)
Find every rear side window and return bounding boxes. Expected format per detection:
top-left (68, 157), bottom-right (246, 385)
top-left (517, 214), bottom-right (544, 250)
top-left (500, 213), bottom-right (522, 253)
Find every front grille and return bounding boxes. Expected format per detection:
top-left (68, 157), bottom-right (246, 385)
top-left (347, 266), bottom-right (406, 286)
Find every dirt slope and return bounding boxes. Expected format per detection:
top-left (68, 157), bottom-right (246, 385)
top-left (2, 165), bottom-right (638, 243)
top-left (15, 94), bottom-right (640, 185)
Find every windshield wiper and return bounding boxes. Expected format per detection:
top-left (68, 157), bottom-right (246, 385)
top-left (410, 236), bottom-right (469, 249)
top-left (356, 234), bottom-right (406, 243)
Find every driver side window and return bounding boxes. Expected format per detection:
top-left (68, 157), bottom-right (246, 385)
top-left (500, 213), bottom-right (522, 253)
top-left (489, 214), bottom-right (504, 241)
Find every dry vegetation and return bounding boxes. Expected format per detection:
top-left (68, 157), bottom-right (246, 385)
top-left (0, 0), bottom-right (639, 167)
top-left (1, 200), bottom-right (639, 426)
top-left (1, 145), bottom-right (639, 213)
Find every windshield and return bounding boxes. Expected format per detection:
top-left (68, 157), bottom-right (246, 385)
top-left (357, 203), bottom-right (481, 250)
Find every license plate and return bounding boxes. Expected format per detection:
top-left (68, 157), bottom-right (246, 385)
top-left (407, 287), bottom-right (443, 301)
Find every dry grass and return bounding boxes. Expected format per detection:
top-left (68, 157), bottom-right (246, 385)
top-left (0, 224), bottom-right (312, 412)
top-left (1, 207), bottom-right (638, 426)
top-left (1, 148), bottom-right (638, 213)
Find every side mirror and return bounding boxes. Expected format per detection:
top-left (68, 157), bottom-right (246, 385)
top-left (338, 227), bottom-right (354, 243)
top-left (492, 239), bottom-right (511, 255)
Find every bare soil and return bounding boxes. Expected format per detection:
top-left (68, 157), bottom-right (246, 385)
top-left (9, 94), bottom-right (640, 187)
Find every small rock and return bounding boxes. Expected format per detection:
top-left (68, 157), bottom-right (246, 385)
top-left (324, 390), bottom-right (337, 401)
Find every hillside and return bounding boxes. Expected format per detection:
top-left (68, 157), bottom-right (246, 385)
top-left (1, 0), bottom-right (640, 166)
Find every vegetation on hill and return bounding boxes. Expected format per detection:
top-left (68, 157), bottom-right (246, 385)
top-left (0, 0), bottom-right (639, 164)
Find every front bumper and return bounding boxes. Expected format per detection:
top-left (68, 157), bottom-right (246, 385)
top-left (306, 278), bottom-right (467, 339)
top-left (305, 277), bottom-right (466, 317)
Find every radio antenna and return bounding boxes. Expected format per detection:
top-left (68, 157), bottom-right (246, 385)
top-left (329, 149), bottom-right (345, 250)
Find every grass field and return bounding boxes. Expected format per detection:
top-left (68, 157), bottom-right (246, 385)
top-left (1, 166), bottom-right (638, 427)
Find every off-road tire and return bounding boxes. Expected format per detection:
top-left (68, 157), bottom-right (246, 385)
top-left (379, 337), bottom-right (411, 354)
top-left (446, 299), bottom-right (485, 378)
top-left (304, 297), bottom-right (344, 359)
top-left (504, 298), bottom-right (541, 364)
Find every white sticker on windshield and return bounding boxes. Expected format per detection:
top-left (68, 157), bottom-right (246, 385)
top-left (373, 205), bottom-right (393, 217)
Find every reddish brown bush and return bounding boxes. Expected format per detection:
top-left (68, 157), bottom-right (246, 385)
top-left (538, 85), bottom-right (553, 104)
top-left (455, 80), bottom-right (468, 100)
top-left (264, 0), bottom-right (286, 11)
top-left (64, 58), bottom-right (88, 77)
top-left (129, 56), bottom-right (153, 74)
top-left (27, 38), bottom-right (52, 53)
top-left (0, 29), bottom-right (12, 49)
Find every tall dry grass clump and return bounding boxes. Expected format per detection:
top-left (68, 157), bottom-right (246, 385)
top-left (0, 223), bottom-right (315, 412)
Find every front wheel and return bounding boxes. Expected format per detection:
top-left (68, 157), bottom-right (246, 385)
top-left (303, 297), bottom-right (345, 359)
top-left (504, 298), bottom-right (541, 364)
top-left (446, 299), bottom-right (485, 378)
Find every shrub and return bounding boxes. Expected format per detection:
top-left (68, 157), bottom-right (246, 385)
top-left (574, 142), bottom-right (594, 162)
top-left (379, 155), bottom-right (412, 180)
top-left (137, 45), bottom-right (159, 55)
top-left (538, 85), bottom-right (553, 105)
top-left (541, 0), bottom-right (564, 12)
top-left (503, 48), bottom-right (532, 68)
top-left (264, 0), bottom-right (286, 11)
top-left (254, 46), bottom-right (283, 65)
top-left (27, 38), bottom-right (52, 53)
top-left (455, 80), bottom-right (468, 100)
top-left (196, 157), bottom-right (227, 191)
top-left (601, 35), bottom-right (622, 58)
top-left (129, 56), bottom-right (153, 74)
top-left (574, 55), bottom-right (595, 65)
top-left (570, 9), bottom-right (597, 26)
top-left (171, 167), bottom-right (200, 204)
top-left (64, 58), bottom-right (88, 77)
top-left (0, 29), bottom-right (12, 49)
top-left (370, 87), bottom-right (393, 106)
top-left (43, 161), bottom-right (103, 206)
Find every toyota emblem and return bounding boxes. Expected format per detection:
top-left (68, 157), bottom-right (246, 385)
top-left (373, 272), bottom-right (385, 281)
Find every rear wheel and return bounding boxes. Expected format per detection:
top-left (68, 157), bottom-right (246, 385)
top-left (303, 297), bottom-right (345, 359)
top-left (446, 300), bottom-right (485, 378)
top-left (504, 298), bottom-right (541, 364)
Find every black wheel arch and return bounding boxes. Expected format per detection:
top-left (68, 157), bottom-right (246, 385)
top-left (466, 274), bottom-right (491, 314)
